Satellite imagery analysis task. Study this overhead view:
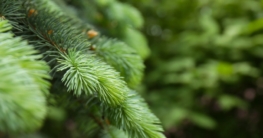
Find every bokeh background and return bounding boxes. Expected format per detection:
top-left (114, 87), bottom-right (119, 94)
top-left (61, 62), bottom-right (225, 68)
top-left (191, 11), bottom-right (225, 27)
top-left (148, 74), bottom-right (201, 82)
top-left (121, 0), bottom-right (263, 137)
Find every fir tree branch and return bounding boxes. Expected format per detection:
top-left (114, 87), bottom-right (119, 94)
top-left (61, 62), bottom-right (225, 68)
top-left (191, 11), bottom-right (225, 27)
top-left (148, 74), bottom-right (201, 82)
top-left (2, 0), bottom-right (128, 106)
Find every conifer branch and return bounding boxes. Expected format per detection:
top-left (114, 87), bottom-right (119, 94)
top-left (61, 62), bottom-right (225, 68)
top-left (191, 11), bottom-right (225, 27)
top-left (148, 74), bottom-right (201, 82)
top-left (0, 0), bottom-right (165, 137)
top-left (21, 1), bottom-right (128, 106)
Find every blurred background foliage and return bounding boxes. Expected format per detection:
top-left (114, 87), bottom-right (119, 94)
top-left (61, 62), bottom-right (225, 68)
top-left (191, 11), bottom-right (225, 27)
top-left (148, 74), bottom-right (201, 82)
top-left (121, 0), bottom-right (263, 137)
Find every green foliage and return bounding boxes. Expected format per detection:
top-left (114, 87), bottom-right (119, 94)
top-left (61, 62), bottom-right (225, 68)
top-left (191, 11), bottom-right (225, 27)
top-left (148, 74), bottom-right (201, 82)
top-left (105, 2), bottom-right (144, 28)
top-left (0, 20), bottom-right (50, 133)
top-left (121, 27), bottom-right (150, 60)
top-left (122, 0), bottom-right (263, 137)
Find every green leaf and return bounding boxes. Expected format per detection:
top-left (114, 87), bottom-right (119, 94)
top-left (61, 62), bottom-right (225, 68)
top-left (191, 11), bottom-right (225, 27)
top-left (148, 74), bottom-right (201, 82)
top-left (218, 95), bottom-right (247, 111)
top-left (107, 2), bottom-right (143, 28)
top-left (189, 113), bottom-right (216, 129)
top-left (122, 27), bottom-right (150, 59)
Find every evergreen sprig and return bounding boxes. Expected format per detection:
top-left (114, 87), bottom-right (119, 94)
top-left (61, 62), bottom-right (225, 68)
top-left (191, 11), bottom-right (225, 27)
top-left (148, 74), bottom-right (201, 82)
top-left (57, 49), bottom-right (127, 106)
